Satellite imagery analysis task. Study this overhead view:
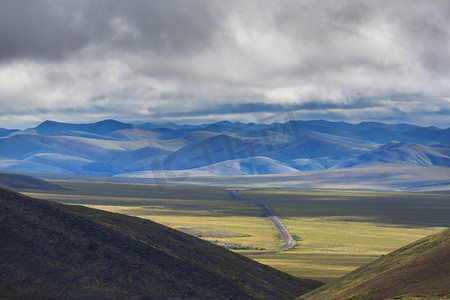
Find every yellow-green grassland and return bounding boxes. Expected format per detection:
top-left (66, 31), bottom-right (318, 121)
top-left (26, 181), bottom-right (449, 283)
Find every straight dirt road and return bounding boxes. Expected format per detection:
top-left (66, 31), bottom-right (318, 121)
top-left (230, 190), bottom-right (295, 253)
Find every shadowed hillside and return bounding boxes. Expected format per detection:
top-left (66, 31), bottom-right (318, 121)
top-left (0, 187), bottom-right (322, 299)
top-left (0, 173), bottom-right (63, 190)
top-left (300, 228), bottom-right (450, 299)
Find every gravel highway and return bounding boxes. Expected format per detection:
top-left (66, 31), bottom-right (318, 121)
top-left (230, 190), bottom-right (295, 254)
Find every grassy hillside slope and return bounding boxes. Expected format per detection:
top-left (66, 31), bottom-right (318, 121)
top-left (0, 172), bottom-right (63, 190)
top-left (0, 187), bottom-right (322, 299)
top-left (300, 229), bottom-right (450, 299)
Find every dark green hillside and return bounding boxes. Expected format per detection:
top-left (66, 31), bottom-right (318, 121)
top-left (0, 172), bottom-right (63, 190)
top-left (0, 187), bottom-right (322, 299)
top-left (300, 228), bottom-right (450, 299)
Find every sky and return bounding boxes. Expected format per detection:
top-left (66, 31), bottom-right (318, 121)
top-left (0, 0), bottom-right (449, 129)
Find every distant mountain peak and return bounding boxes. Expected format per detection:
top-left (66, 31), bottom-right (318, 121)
top-left (96, 119), bottom-right (126, 125)
top-left (0, 119), bottom-right (449, 176)
top-left (33, 119), bottom-right (133, 136)
top-left (36, 120), bottom-right (62, 127)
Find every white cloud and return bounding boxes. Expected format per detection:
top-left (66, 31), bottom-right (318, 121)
top-left (0, 0), bottom-right (449, 128)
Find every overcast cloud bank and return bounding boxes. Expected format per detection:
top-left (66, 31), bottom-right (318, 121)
top-left (1, 0), bottom-right (449, 128)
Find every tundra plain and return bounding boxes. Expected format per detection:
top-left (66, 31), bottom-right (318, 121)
top-left (24, 180), bottom-right (449, 283)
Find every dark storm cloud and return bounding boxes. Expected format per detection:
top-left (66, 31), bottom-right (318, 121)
top-left (0, 0), bottom-right (219, 61)
top-left (153, 98), bottom-right (385, 118)
top-left (0, 0), bottom-right (449, 128)
top-left (0, 1), bottom-right (90, 60)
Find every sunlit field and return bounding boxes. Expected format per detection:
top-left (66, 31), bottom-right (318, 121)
top-left (240, 189), bottom-right (448, 282)
top-left (26, 181), bottom-right (282, 251)
top-left (26, 181), bottom-right (449, 283)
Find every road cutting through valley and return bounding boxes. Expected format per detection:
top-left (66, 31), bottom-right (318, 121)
top-left (229, 190), bottom-right (295, 254)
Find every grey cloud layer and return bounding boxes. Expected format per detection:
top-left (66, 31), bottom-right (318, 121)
top-left (0, 0), bottom-right (218, 60)
top-left (0, 0), bottom-right (449, 128)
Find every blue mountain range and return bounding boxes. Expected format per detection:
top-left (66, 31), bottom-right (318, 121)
top-left (0, 119), bottom-right (448, 176)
